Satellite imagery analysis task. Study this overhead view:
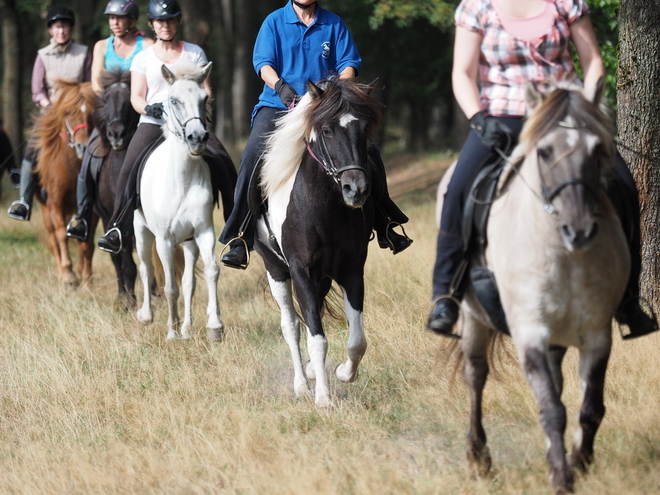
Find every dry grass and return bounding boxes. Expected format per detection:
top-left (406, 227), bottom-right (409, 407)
top-left (0, 160), bottom-right (658, 494)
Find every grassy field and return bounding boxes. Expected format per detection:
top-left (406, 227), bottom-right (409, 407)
top-left (0, 155), bottom-right (658, 494)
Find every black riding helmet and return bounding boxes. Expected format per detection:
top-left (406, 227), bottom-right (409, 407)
top-left (147, 0), bottom-right (182, 20)
top-left (46, 5), bottom-right (75, 27)
top-left (104, 0), bottom-right (139, 19)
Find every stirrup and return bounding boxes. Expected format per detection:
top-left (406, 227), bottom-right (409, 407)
top-left (381, 220), bottom-right (412, 249)
top-left (220, 235), bottom-right (250, 270)
top-left (7, 200), bottom-right (31, 221)
top-left (66, 216), bottom-right (88, 240)
top-left (98, 227), bottom-right (123, 254)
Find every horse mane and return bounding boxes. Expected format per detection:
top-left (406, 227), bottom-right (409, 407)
top-left (94, 68), bottom-right (131, 140)
top-left (34, 81), bottom-right (95, 182)
top-left (499, 81), bottom-right (616, 192)
top-left (261, 77), bottom-right (383, 199)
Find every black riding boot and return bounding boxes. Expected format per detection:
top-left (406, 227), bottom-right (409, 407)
top-left (427, 232), bottom-right (465, 338)
top-left (608, 158), bottom-right (659, 339)
top-left (7, 159), bottom-right (38, 221)
top-left (368, 146), bottom-right (413, 254)
top-left (221, 213), bottom-right (253, 270)
top-left (67, 175), bottom-right (94, 241)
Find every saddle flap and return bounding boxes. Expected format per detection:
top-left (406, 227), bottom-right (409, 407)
top-left (470, 266), bottom-right (509, 335)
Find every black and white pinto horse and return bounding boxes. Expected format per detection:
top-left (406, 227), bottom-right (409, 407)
top-left (257, 77), bottom-right (382, 408)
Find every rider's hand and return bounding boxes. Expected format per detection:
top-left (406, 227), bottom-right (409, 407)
top-left (145, 103), bottom-right (164, 119)
top-left (469, 111), bottom-right (512, 151)
top-left (275, 78), bottom-right (298, 108)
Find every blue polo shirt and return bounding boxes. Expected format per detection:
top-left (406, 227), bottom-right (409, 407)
top-left (251, 1), bottom-right (361, 122)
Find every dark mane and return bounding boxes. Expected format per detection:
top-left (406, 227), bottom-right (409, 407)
top-left (305, 77), bottom-right (383, 142)
top-left (94, 68), bottom-right (132, 142)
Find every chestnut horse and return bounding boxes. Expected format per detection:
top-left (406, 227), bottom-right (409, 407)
top-left (34, 81), bottom-right (96, 289)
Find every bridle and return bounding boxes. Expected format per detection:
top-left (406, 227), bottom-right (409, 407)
top-left (60, 115), bottom-right (88, 148)
top-left (164, 102), bottom-right (206, 142)
top-left (304, 134), bottom-right (366, 185)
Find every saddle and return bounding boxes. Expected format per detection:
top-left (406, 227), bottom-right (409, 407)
top-left (460, 155), bottom-right (510, 335)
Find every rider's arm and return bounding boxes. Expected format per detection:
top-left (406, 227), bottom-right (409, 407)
top-left (451, 26), bottom-right (483, 120)
top-left (259, 65), bottom-right (280, 90)
top-left (31, 54), bottom-right (50, 108)
top-left (570, 15), bottom-right (605, 92)
top-left (339, 67), bottom-right (356, 79)
top-left (91, 39), bottom-right (107, 95)
top-left (130, 70), bottom-right (149, 114)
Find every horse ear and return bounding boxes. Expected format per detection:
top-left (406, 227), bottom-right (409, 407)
top-left (199, 62), bottom-right (212, 84)
top-left (364, 78), bottom-right (379, 96)
top-left (585, 76), bottom-right (605, 106)
top-left (525, 81), bottom-right (544, 112)
top-left (161, 65), bottom-right (177, 85)
top-left (307, 79), bottom-right (324, 100)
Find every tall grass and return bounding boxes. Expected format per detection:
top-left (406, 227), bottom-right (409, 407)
top-left (0, 165), bottom-right (658, 494)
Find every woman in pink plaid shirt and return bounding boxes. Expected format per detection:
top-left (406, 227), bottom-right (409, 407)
top-left (427, 0), bottom-right (658, 339)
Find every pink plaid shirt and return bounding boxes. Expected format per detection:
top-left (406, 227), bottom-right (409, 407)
top-left (455, 0), bottom-right (588, 117)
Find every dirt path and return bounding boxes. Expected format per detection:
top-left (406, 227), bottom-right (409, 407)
top-left (385, 153), bottom-right (454, 200)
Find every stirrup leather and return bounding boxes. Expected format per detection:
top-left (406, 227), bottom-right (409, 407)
top-left (220, 235), bottom-right (250, 270)
top-left (98, 227), bottom-right (123, 254)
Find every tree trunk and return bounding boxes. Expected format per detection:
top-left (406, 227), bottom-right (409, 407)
top-left (617, 0), bottom-right (660, 311)
top-left (212, 0), bottom-right (236, 147)
top-left (1, 0), bottom-right (22, 150)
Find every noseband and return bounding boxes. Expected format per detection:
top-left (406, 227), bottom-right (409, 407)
top-left (537, 120), bottom-right (602, 218)
top-left (165, 102), bottom-right (206, 142)
top-left (61, 116), bottom-right (89, 148)
top-left (304, 135), bottom-right (366, 185)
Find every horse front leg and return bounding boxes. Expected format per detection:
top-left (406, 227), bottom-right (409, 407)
top-left (195, 228), bottom-right (223, 342)
top-left (335, 278), bottom-right (366, 383)
top-left (154, 237), bottom-right (179, 340)
top-left (180, 239), bottom-right (199, 340)
top-left (291, 266), bottom-right (331, 408)
top-left (134, 212), bottom-right (155, 326)
top-left (461, 313), bottom-right (492, 478)
top-left (50, 208), bottom-right (78, 290)
top-left (77, 214), bottom-right (99, 286)
top-left (266, 272), bottom-right (310, 398)
top-left (569, 331), bottom-right (611, 473)
top-left (517, 334), bottom-right (573, 495)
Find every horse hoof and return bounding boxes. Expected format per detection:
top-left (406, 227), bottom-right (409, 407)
top-left (335, 362), bottom-right (359, 383)
top-left (294, 381), bottom-right (312, 398)
top-left (303, 361), bottom-right (315, 380)
top-left (315, 395), bottom-right (334, 409)
top-left (206, 327), bottom-right (224, 342)
top-left (136, 309), bottom-right (153, 325)
top-left (166, 331), bottom-right (179, 340)
top-left (467, 444), bottom-right (492, 478)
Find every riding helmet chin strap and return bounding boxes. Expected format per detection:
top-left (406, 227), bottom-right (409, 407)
top-left (293, 1), bottom-right (317, 9)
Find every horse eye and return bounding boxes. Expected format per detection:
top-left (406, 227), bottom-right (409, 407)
top-left (538, 147), bottom-right (552, 162)
top-left (170, 98), bottom-right (178, 106)
top-left (322, 127), bottom-right (332, 137)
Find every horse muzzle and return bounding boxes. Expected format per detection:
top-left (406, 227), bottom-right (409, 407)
top-left (340, 169), bottom-right (370, 208)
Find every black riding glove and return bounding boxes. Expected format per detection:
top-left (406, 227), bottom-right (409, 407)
top-left (469, 111), bottom-right (512, 151)
top-left (274, 78), bottom-right (298, 108)
top-left (145, 103), bottom-right (164, 120)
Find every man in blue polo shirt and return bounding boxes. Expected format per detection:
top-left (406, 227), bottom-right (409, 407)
top-left (220, 0), bottom-right (412, 269)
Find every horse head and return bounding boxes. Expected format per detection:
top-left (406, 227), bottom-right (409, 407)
top-left (161, 62), bottom-right (212, 156)
top-left (305, 77), bottom-right (382, 208)
top-left (48, 81), bottom-right (95, 160)
top-left (520, 78), bottom-right (614, 251)
top-left (96, 69), bottom-right (137, 151)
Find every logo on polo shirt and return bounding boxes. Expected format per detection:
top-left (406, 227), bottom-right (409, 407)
top-left (321, 41), bottom-right (331, 59)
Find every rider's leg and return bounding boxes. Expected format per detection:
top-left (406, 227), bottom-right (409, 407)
top-left (7, 142), bottom-right (38, 221)
top-left (367, 145), bottom-right (413, 254)
top-left (98, 124), bottom-right (162, 254)
top-left (608, 153), bottom-right (658, 339)
top-left (67, 129), bottom-right (101, 241)
top-left (219, 107), bottom-right (282, 269)
top-left (427, 117), bottom-right (523, 337)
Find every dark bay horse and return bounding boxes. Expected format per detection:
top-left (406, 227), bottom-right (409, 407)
top-left (257, 77), bottom-right (382, 408)
top-left (437, 80), bottom-right (628, 494)
top-left (93, 69), bottom-right (139, 309)
top-left (34, 81), bottom-right (96, 288)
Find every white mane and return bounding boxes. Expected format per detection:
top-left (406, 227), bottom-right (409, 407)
top-left (260, 93), bottom-right (314, 199)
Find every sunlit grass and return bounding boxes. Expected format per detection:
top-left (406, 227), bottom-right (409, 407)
top-left (0, 165), bottom-right (658, 494)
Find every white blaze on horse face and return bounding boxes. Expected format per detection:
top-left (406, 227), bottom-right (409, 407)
top-left (81, 102), bottom-right (87, 115)
top-left (340, 113), bottom-right (358, 127)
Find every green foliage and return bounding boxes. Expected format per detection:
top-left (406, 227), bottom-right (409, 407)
top-left (368, 0), bottom-right (460, 30)
top-left (15, 0), bottom-right (48, 15)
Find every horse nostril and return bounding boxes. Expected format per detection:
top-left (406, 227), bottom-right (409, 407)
top-left (342, 184), bottom-right (355, 198)
top-left (586, 221), bottom-right (599, 241)
top-left (561, 224), bottom-right (576, 244)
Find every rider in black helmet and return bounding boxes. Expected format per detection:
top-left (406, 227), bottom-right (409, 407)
top-left (7, 5), bottom-right (91, 222)
top-left (96, 0), bottom-right (236, 254)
